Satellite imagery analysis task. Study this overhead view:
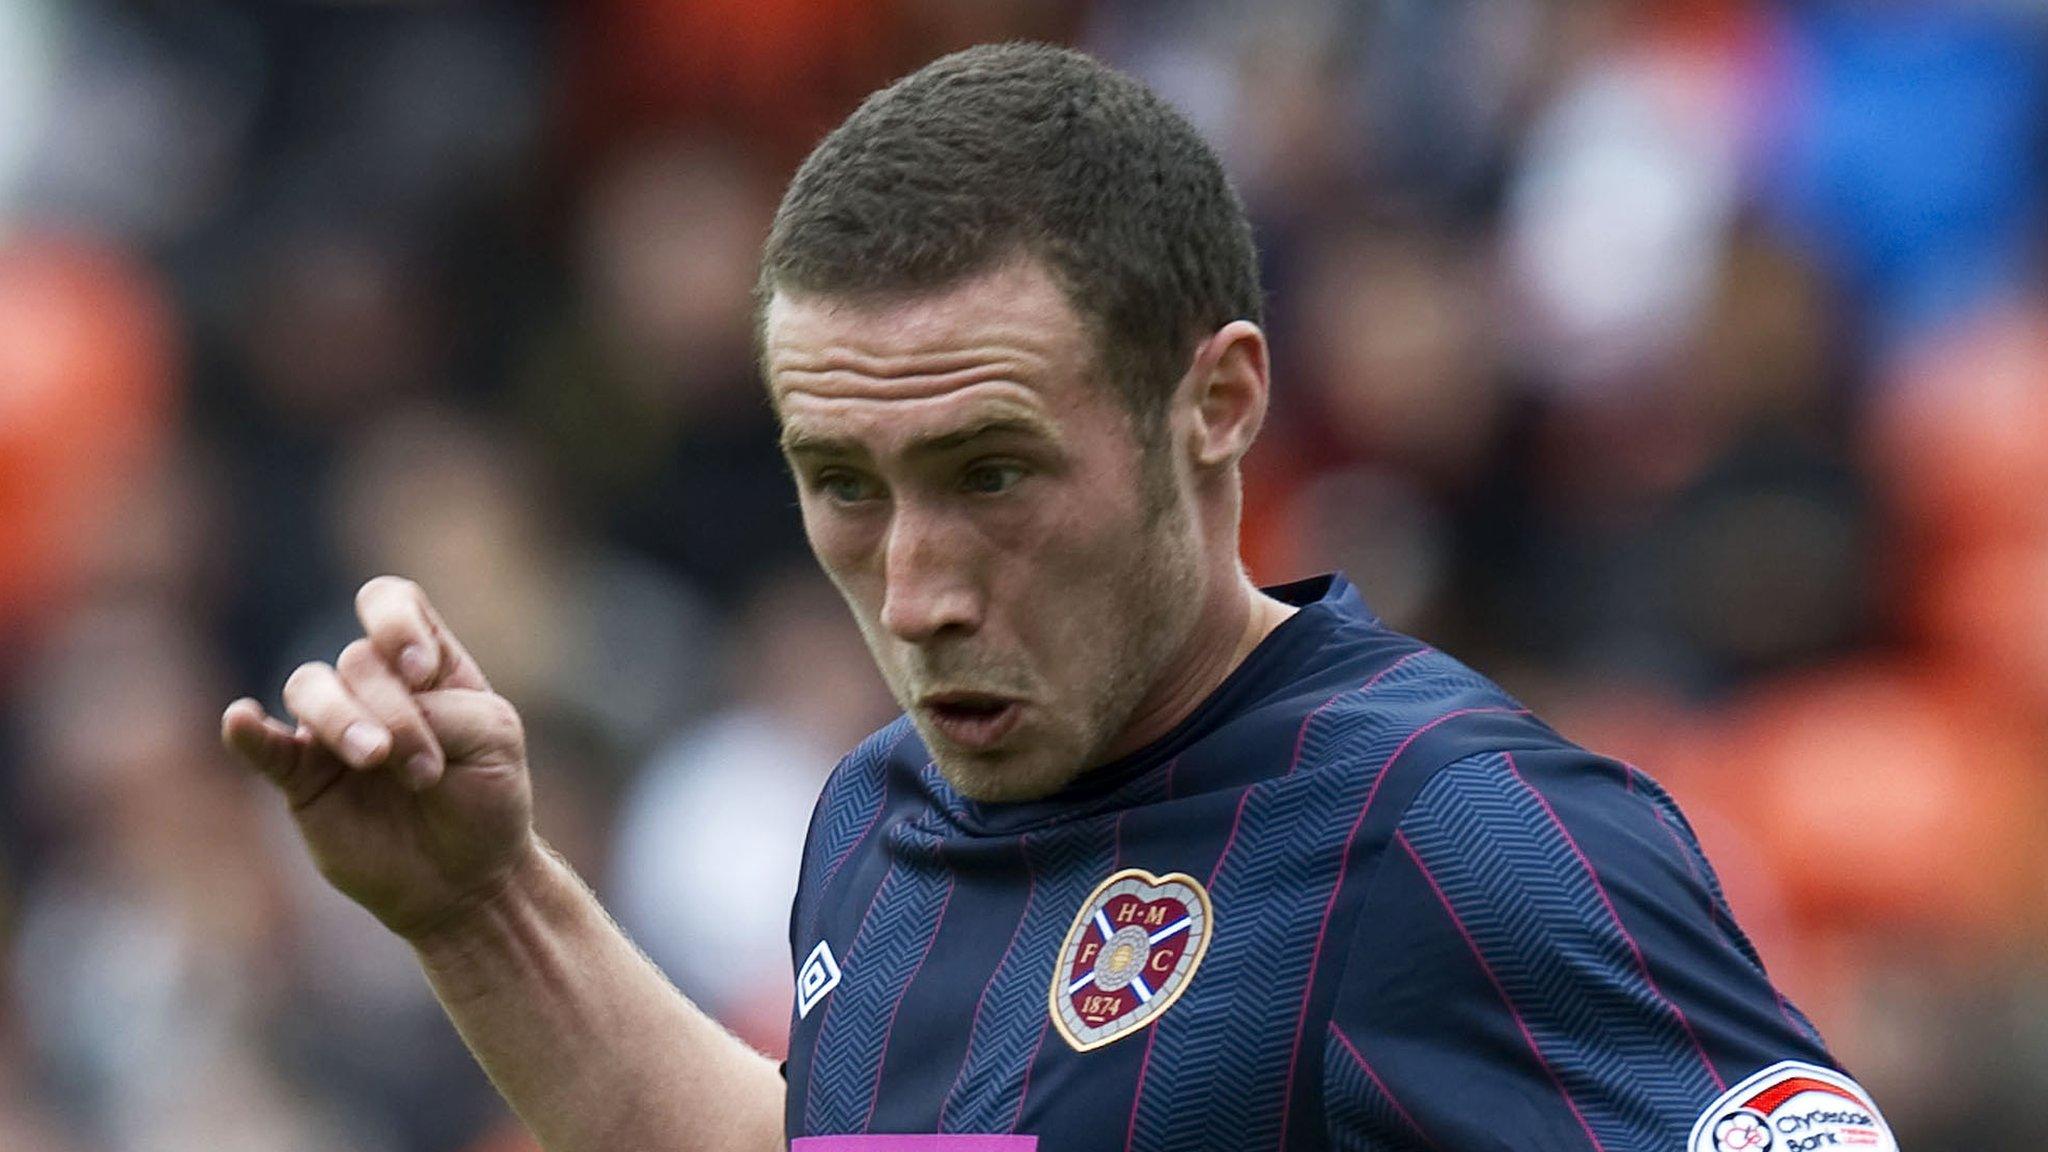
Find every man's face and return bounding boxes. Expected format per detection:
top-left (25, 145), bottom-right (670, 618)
top-left (764, 259), bottom-right (1203, 802)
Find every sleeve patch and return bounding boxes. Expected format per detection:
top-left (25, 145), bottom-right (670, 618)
top-left (1689, 1060), bottom-right (1897, 1152)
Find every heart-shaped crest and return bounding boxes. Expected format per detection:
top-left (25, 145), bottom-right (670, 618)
top-left (1048, 868), bottom-right (1213, 1052)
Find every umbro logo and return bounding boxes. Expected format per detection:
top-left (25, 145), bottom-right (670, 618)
top-left (797, 940), bottom-right (842, 1019)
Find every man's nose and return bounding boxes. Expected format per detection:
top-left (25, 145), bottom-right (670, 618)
top-left (877, 504), bottom-right (984, 643)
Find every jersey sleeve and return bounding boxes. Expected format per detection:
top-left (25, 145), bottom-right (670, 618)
top-left (1321, 748), bottom-right (1878, 1151)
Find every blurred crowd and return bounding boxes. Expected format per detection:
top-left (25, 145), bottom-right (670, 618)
top-left (0, 1), bottom-right (2043, 1149)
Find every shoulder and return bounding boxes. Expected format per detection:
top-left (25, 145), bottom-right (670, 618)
top-left (1280, 632), bottom-right (1571, 788)
top-left (1391, 747), bottom-right (1643, 885)
top-left (798, 718), bottom-right (920, 863)
top-left (1326, 746), bottom-right (1871, 1149)
top-left (832, 714), bottom-right (922, 786)
top-left (1379, 744), bottom-right (1739, 936)
top-left (810, 716), bottom-right (921, 820)
top-left (1392, 745), bottom-right (1694, 878)
top-left (1362, 744), bottom-right (1830, 1069)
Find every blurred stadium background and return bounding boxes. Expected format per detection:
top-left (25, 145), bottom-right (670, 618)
top-left (0, 1), bottom-right (2043, 1148)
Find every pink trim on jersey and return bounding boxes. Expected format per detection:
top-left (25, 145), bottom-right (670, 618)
top-left (1504, 752), bottom-right (1725, 1092)
top-left (1007, 1017), bottom-right (1050, 1133)
top-left (1328, 1023), bottom-right (1440, 1150)
top-left (862, 874), bottom-right (957, 1133)
top-left (1629, 766), bottom-right (1824, 1049)
top-left (808, 731), bottom-right (916, 938)
top-left (1284, 648), bottom-right (1431, 776)
top-left (790, 1131), bottom-right (1032, 1139)
top-left (1397, 830), bottom-right (1608, 1152)
top-left (820, 797), bottom-right (888, 896)
top-left (1275, 705), bottom-right (1531, 1147)
top-left (1206, 788), bottom-right (1254, 888)
top-left (1122, 787), bottom-right (1253, 1149)
top-left (803, 863), bottom-right (902, 1131)
top-left (939, 841), bottom-right (1037, 1132)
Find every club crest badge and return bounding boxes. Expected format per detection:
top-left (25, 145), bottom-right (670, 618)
top-left (1688, 1060), bottom-right (1897, 1152)
top-left (1048, 868), bottom-right (1212, 1052)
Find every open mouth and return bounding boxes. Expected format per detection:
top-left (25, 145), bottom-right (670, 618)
top-left (920, 692), bottom-right (1024, 751)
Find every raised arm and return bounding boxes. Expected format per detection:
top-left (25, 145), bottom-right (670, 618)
top-left (221, 576), bottom-right (785, 1152)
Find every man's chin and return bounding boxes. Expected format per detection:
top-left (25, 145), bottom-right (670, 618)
top-left (926, 741), bottom-right (1085, 805)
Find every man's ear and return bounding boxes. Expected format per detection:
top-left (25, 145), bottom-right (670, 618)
top-left (1183, 320), bottom-right (1270, 469)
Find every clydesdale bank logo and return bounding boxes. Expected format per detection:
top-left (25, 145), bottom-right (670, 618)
top-left (1689, 1060), bottom-right (1897, 1152)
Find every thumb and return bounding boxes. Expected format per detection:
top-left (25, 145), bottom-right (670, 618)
top-left (222, 697), bottom-right (300, 782)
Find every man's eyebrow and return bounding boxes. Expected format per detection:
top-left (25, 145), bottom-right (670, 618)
top-left (913, 415), bottom-right (1060, 453)
top-left (779, 415), bottom-right (1060, 458)
top-left (777, 428), bottom-right (856, 458)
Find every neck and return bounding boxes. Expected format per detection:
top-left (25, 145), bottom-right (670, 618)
top-left (1098, 566), bottom-right (1297, 763)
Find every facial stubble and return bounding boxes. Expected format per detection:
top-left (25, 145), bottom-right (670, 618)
top-left (929, 443), bottom-right (1203, 804)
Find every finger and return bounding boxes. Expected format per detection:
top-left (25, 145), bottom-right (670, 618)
top-left (224, 697), bottom-right (352, 811)
top-left (354, 576), bottom-right (491, 693)
top-left (221, 696), bottom-right (304, 781)
top-left (281, 660), bottom-right (393, 771)
top-left (412, 592), bottom-right (491, 692)
top-left (337, 638), bottom-right (445, 791)
top-left (353, 576), bottom-right (441, 688)
top-left (414, 688), bottom-right (525, 771)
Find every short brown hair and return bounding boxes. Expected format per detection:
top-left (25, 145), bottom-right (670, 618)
top-left (759, 42), bottom-right (1263, 436)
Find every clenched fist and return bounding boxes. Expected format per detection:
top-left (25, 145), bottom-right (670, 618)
top-left (221, 576), bottom-right (537, 941)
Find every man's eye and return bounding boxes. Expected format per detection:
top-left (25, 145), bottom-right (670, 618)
top-left (814, 472), bottom-right (882, 504)
top-left (961, 462), bottom-right (1026, 495)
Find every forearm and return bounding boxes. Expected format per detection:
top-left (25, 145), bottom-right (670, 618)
top-left (413, 840), bottom-right (786, 1152)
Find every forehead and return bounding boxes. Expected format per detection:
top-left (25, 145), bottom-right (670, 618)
top-left (763, 260), bottom-right (1112, 444)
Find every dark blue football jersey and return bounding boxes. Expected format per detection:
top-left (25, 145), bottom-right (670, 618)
top-left (781, 575), bottom-right (1897, 1151)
